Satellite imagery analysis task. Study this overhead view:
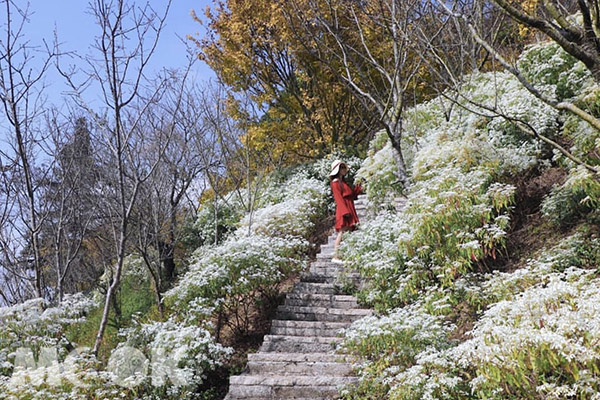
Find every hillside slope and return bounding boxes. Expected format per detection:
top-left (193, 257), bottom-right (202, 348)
top-left (337, 40), bottom-right (600, 399)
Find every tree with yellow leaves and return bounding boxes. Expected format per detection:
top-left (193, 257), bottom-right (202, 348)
top-left (191, 0), bottom-right (376, 164)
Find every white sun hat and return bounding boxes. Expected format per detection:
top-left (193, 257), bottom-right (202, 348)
top-left (329, 160), bottom-right (347, 176)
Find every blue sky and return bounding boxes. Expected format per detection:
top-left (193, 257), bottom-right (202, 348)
top-left (1, 1), bottom-right (218, 151)
top-left (25, 0), bottom-right (216, 105)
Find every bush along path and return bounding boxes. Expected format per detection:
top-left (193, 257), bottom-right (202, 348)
top-left (224, 195), bottom-right (372, 400)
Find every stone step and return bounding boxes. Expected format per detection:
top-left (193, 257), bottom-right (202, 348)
top-left (269, 326), bottom-right (343, 338)
top-left (318, 244), bottom-right (336, 252)
top-left (308, 266), bottom-right (356, 277)
top-left (316, 252), bottom-right (335, 260)
top-left (227, 375), bottom-right (359, 399)
top-left (284, 294), bottom-right (358, 309)
top-left (226, 384), bottom-right (353, 399)
top-left (259, 335), bottom-right (342, 353)
top-left (300, 273), bottom-right (361, 285)
top-left (300, 274), bottom-right (336, 284)
top-left (247, 352), bottom-right (347, 364)
top-left (293, 282), bottom-right (335, 294)
top-left (282, 300), bottom-right (358, 310)
top-left (311, 260), bottom-right (346, 268)
top-left (277, 305), bottom-right (371, 316)
top-left (229, 374), bottom-right (359, 387)
top-left (263, 334), bottom-right (344, 344)
top-left (276, 305), bottom-right (372, 322)
top-left (285, 293), bottom-right (357, 303)
top-left (319, 243), bottom-right (336, 251)
top-left (270, 319), bottom-right (350, 337)
top-left (247, 360), bottom-right (353, 376)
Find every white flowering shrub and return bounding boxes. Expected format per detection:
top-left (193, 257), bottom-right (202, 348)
top-left (562, 110), bottom-right (600, 163)
top-left (542, 165), bottom-right (600, 226)
top-left (344, 151), bottom-right (517, 309)
top-left (338, 36), bottom-right (600, 400)
top-left (340, 212), bottom-right (420, 309)
top-left (343, 233), bottom-right (600, 400)
top-left (340, 304), bottom-right (455, 399)
top-left (403, 100), bottom-right (446, 140)
top-left (0, 294), bottom-right (105, 399)
top-left (446, 232), bottom-right (599, 316)
top-left (454, 72), bottom-right (559, 144)
top-left (238, 171), bottom-right (328, 238)
top-left (0, 294), bottom-right (95, 376)
top-left (518, 41), bottom-right (592, 100)
top-left (166, 234), bottom-right (308, 335)
top-left (113, 318), bottom-right (232, 398)
top-left (0, 348), bottom-right (123, 400)
top-left (355, 130), bottom-right (404, 210)
top-left (168, 164), bottom-right (330, 336)
top-left (385, 348), bottom-right (468, 400)
top-left (191, 195), bottom-right (246, 247)
top-left (453, 266), bottom-right (600, 398)
top-left (348, 68), bottom-right (553, 307)
top-left (341, 56), bottom-right (560, 313)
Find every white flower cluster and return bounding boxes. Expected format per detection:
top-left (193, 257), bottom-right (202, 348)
top-left (166, 234), bottom-right (308, 308)
top-left (517, 41), bottom-right (593, 100)
top-left (155, 165), bottom-right (330, 396)
top-left (192, 193), bottom-right (245, 246)
top-left (0, 294), bottom-right (98, 397)
top-left (343, 304), bottom-right (453, 347)
top-left (0, 293), bottom-right (94, 349)
top-left (451, 265), bottom-right (600, 396)
top-left (168, 166), bottom-right (330, 322)
top-left (387, 349), bottom-right (466, 400)
top-left (353, 232), bottom-right (600, 399)
top-left (356, 67), bottom-right (547, 217)
top-left (116, 318), bottom-right (233, 390)
top-left (340, 212), bottom-right (416, 306)
top-left (341, 304), bottom-right (456, 399)
top-left (238, 171), bottom-right (328, 238)
top-left (345, 154), bottom-right (516, 306)
top-left (356, 130), bottom-right (404, 210)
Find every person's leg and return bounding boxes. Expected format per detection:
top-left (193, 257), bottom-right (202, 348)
top-left (334, 230), bottom-right (343, 249)
top-left (332, 228), bottom-right (347, 263)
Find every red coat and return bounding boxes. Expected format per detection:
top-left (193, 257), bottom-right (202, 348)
top-left (331, 179), bottom-right (362, 231)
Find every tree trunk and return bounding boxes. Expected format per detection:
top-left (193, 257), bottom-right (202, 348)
top-left (160, 241), bottom-right (175, 285)
top-left (93, 231), bottom-right (127, 355)
top-left (55, 237), bottom-right (63, 303)
top-left (384, 114), bottom-right (410, 189)
top-left (13, 122), bottom-right (43, 299)
top-left (154, 277), bottom-right (165, 319)
top-left (214, 194), bottom-right (219, 245)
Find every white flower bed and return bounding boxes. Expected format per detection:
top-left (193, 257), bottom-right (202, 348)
top-left (238, 172), bottom-right (328, 238)
top-left (0, 294), bottom-right (99, 397)
top-left (117, 318), bottom-right (232, 390)
top-left (166, 233), bottom-right (308, 308)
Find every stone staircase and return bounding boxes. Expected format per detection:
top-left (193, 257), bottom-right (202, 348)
top-left (224, 195), bottom-right (371, 400)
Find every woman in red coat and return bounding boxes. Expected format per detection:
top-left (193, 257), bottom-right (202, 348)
top-left (329, 160), bottom-right (362, 263)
